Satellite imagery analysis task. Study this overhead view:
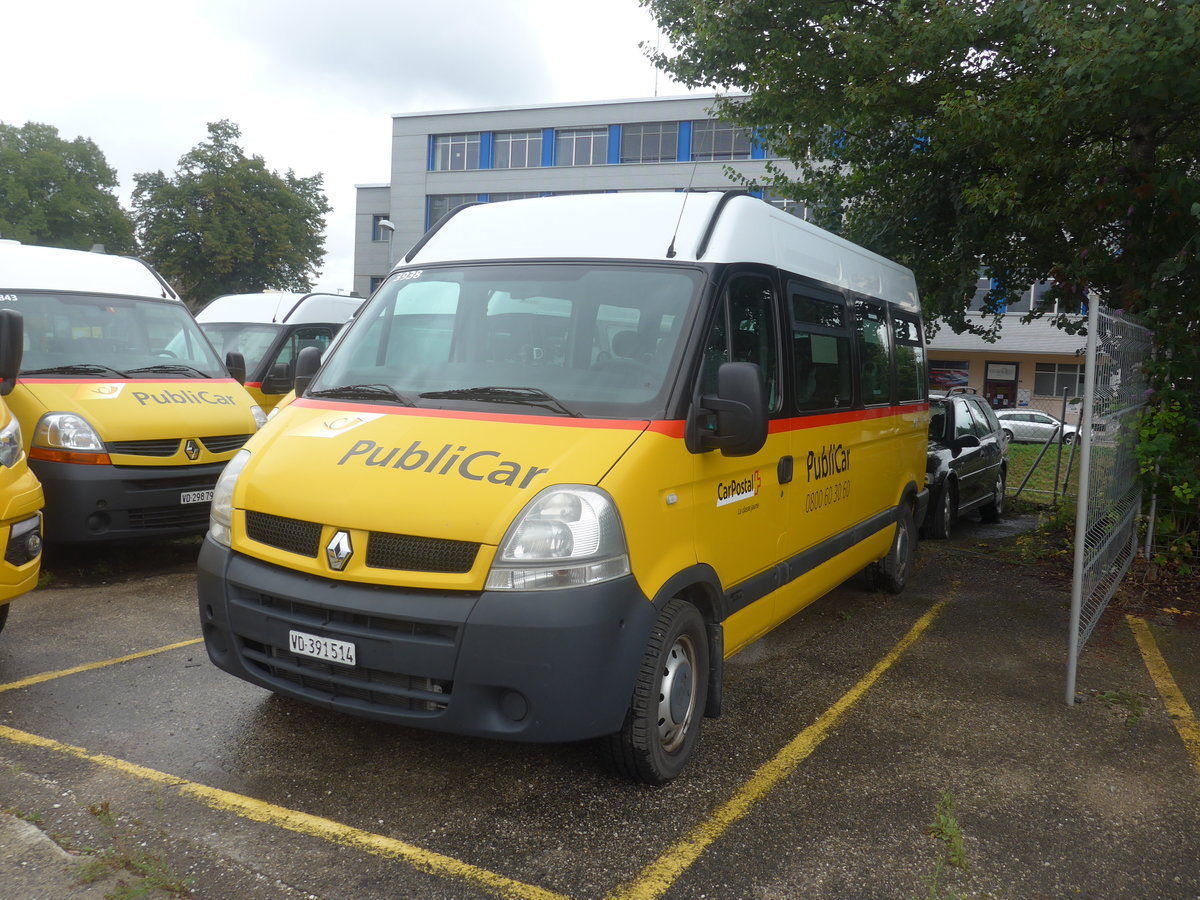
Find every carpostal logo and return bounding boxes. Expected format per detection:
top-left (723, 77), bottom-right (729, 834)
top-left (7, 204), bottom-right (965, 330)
top-left (131, 388), bottom-right (239, 407)
top-left (73, 383), bottom-right (125, 401)
top-left (716, 470), bottom-right (761, 507)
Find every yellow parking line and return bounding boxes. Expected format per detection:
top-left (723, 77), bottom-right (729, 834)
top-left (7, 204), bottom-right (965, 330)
top-left (606, 597), bottom-right (950, 900)
top-left (0, 638), bottom-right (204, 694)
top-left (0, 723), bottom-right (570, 900)
top-left (1127, 615), bottom-right (1200, 776)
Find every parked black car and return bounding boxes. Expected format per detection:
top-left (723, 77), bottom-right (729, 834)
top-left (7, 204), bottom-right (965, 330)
top-left (924, 392), bottom-right (1009, 539)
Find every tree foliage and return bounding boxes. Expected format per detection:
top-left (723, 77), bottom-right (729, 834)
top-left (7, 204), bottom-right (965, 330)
top-left (0, 122), bottom-right (135, 253)
top-left (644, 0), bottom-right (1200, 510)
top-left (131, 121), bottom-right (331, 306)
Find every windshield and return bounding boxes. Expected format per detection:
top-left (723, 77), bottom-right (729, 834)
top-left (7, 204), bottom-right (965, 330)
top-left (11, 291), bottom-right (227, 378)
top-left (200, 322), bottom-right (283, 375)
top-left (310, 263), bottom-right (704, 419)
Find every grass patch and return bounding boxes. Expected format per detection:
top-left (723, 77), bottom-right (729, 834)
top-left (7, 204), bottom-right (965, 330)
top-left (74, 800), bottom-right (193, 898)
top-left (915, 791), bottom-right (971, 900)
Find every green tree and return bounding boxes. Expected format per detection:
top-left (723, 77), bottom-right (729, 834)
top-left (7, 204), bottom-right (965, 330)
top-left (0, 122), bottom-right (134, 253)
top-left (131, 120), bottom-right (331, 306)
top-left (644, 0), bottom-right (1200, 512)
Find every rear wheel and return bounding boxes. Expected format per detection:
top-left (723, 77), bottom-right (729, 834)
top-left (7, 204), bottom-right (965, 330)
top-left (980, 468), bottom-right (1006, 523)
top-left (1002, 428), bottom-right (1014, 442)
top-left (609, 598), bottom-right (709, 785)
top-left (929, 482), bottom-right (956, 540)
top-left (875, 504), bottom-right (915, 594)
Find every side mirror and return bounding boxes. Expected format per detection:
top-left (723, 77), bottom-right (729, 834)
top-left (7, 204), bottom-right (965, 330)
top-left (691, 361), bottom-right (768, 457)
top-left (0, 308), bottom-right (24, 396)
top-left (225, 351), bottom-right (247, 385)
top-left (955, 434), bottom-right (982, 450)
top-left (262, 361), bottom-right (293, 395)
top-left (294, 345), bottom-right (323, 395)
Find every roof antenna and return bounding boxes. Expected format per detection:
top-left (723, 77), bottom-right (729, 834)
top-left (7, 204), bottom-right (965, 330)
top-left (665, 164), bottom-right (700, 258)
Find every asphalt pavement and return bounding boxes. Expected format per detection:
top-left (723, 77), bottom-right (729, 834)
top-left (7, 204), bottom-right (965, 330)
top-left (1, 515), bottom-right (1198, 899)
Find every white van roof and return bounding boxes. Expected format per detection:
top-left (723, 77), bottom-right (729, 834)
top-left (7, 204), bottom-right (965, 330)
top-left (0, 240), bottom-right (179, 300)
top-left (402, 191), bottom-right (919, 310)
top-left (196, 292), bottom-right (361, 326)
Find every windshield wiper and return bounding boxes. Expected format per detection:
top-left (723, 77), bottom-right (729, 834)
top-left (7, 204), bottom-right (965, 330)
top-left (23, 363), bottom-right (129, 378)
top-left (307, 384), bottom-right (414, 406)
top-left (419, 386), bottom-right (581, 417)
top-left (125, 364), bottom-right (209, 378)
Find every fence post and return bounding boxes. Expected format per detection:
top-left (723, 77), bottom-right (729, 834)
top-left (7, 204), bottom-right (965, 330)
top-left (1066, 299), bottom-right (1100, 706)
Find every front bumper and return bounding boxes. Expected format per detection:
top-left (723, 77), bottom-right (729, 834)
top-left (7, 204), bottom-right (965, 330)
top-left (197, 538), bottom-right (658, 742)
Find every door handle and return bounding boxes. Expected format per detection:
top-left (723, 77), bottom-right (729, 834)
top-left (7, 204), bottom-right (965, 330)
top-left (778, 455), bottom-right (794, 484)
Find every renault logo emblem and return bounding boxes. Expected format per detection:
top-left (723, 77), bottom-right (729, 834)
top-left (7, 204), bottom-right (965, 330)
top-left (326, 531), bottom-right (353, 571)
top-left (184, 439), bottom-right (200, 461)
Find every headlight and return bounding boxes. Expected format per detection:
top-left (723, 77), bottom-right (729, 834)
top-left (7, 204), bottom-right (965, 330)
top-left (485, 486), bottom-right (630, 591)
top-left (250, 404), bottom-right (267, 430)
top-left (33, 412), bottom-right (105, 452)
top-left (0, 415), bottom-right (23, 469)
top-left (209, 449), bottom-right (251, 548)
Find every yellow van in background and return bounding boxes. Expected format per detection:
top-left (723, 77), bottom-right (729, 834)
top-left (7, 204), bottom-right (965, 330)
top-left (0, 308), bottom-right (45, 636)
top-left (0, 241), bottom-right (265, 544)
top-left (198, 192), bottom-right (928, 782)
top-left (196, 291), bottom-right (360, 412)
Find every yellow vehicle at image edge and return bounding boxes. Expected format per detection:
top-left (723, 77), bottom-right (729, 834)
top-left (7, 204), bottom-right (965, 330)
top-left (0, 309), bottom-right (43, 636)
top-left (197, 191), bottom-right (929, 783)
top-left (0, 241), bottom-right (266, 544)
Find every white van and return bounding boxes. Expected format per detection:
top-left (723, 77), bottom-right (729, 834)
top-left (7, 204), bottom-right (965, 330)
top-left (196, 291), bottom-right (361, 411)
top-left (0, 241), bottom-right (265, 543)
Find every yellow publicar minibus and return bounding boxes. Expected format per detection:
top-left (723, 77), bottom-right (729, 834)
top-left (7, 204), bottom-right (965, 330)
top-left (0, 241), bottom-right (265, 544)
top-left (0, 309), bottom-right (44, 636)
top-left (198, 192), bottom-right (928, 782)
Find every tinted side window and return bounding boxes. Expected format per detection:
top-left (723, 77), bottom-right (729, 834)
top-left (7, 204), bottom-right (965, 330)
top-left (790, 283), bottom-right (852, 412)
top-left (892, 310), bottom-right (925, 402)
top-left (855, 299), bottom-right (893, 406)
top-left (700, 274), bottom-right (780, 411)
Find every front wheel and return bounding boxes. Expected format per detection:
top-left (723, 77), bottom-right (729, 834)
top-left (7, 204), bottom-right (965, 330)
top-left (874, 504), bottom-right (915, 594)
top-left (0, 602), bottom-right (8, 635)
top-left (609, 598), bottom-right (709, 785)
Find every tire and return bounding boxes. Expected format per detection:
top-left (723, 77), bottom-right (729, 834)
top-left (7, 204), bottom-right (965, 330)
top-left (609, 598), bottom-right (709, 785)
top-left (1063, 432), bottom-right (1075, 445)
top-left (0, 602), bottom-right (8, 635)
top-left (980, 467), bottom-right (1006, 523)
top-left (929, 482), bottom-right (956, 540)
top-left (1002, 428), bottom-right (1014, 442)
top-left (875, 504), bottom-right (915, 595)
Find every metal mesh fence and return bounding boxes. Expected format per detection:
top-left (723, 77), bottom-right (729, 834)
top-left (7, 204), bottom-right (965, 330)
top-left (1066, 304), bottom-right (1154, 704)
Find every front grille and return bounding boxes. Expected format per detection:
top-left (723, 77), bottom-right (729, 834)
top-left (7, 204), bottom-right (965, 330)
top-left (128, 505), bottom-right (211, 530)
top-left (201, 434), bottom-right (252, 454)
top-left (241, 638), bottom-right (452, 713)
top-left (367, 532), bottom-right (479, 573)
top-left (246, 511), bottom-right (321, 557)
top-left (108, 438), bottom-right (179, 457)
top-left (245, 509), bottom-right (481, 574)
top-left (254, 594), bottom-right (457, 643)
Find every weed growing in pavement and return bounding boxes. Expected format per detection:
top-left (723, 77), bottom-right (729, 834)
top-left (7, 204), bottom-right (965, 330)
top-left (915, 791), bottom-right (971, 900)
top-left (1094, 688), bottom-right (1148, 725)
top-left (74, 800), bottom-right (193, 898)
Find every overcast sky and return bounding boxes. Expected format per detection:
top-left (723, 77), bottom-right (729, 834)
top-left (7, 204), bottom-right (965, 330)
top-left (3, 0), bottom-right (695, 295)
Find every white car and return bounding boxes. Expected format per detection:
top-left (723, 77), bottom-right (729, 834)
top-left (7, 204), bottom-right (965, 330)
top-left (995, 409), bottom-right (1080, 444)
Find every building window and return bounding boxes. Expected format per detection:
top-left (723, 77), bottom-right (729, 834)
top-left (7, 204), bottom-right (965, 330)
top-left (763, 191), bottom-right (809, 219)
top-left (488, 192), bottom-right (543, 203)
top-left (930, 360), bottom-right (969, 391)
top-left (431, 133), bottom-right (481, 171)
top-left (555, 127), bottom-right (609, 166)
top-left (690, 121), bottom-right (752, 161)
top-left (369, 276), bottom-right (386, 294)
top-left (494, 131), bottom-right (542, 169)
top-left (371, 215), bottom-right (391, 242)
top-left (427, 193), bottom-right (478, 226)
top-left (620, 122), bottom-right (678, 163)
top-left (1034, 362), bottom-right (1085, 398)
